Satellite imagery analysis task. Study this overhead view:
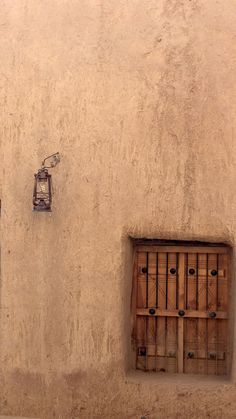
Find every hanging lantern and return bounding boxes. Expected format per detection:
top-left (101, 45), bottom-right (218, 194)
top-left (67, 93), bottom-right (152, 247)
top-left (33, 152), bottom-right (60, 212)
top-left (33, 168), bottom-right (52, 211)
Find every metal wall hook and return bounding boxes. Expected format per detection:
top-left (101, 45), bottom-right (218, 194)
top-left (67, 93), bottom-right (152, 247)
top-left (42, 152), bottom-right (60, 169)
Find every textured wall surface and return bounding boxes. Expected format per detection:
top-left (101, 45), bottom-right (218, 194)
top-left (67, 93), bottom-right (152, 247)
top-left (1, 0), bottom-right (236, 418)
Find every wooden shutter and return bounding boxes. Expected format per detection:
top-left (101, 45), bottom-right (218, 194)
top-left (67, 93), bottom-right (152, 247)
top-left (133, 244), bottom-right (229, 375)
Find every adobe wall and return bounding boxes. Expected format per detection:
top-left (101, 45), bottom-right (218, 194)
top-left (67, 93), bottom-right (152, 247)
top-left (1, 0), bottom-right (236, 418)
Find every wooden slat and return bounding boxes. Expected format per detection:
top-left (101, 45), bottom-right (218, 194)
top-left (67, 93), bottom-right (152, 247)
top-left (207, 318), bottom-right (217, 375)
top-left (156, 253), bottom-right (167, 370)
top-left (218, 319), bottom-right (227, 375)
top-left (136, 308), bottom-right (227, 319)
top-left (140, 267), bottom-right (225, 277)
top-left (186, 253), bottom-right (197, 310)
top-left (177, 253), bottom-right (185, 373)
top-left (146, 316), bottom-right (156, 370)
top-left (167, 253), bottom-right (177, 309)
top-left (207, 254), bottom-right (218, 311)
top-left (218, 254), bottom-right (228, 311)
top-left (197, 254), bottom-right (207, 373)
top-left (158, 253), bottom-right (168, 309)
top-left (207, 254), bottom-right (217, 373)
top-left (166, 317), bottom-right (177, 373)
top-left (136, 246), bottom-right (229, 254)
top-left (156, 327), bottom-right (166, 367)
top-left (217, 254), bottom-right (228, 374)
top-left (132, 252), bottom-right (138, 314)
top-left (148, 252), bottom-right (157, 307)
top-left (178, 253), bottom-right (185, 308)
top-left (137, 252), bottom-right (147, 308)
top-left (136, 316), bottom-right (146, 370)
top-left (132, 251), bottom-right (138, 367)
top-left (185, 253), bottom-right (197, 373)
top-left (184, 318), bottom-right (198, 374)
top-left (178, 318), bottom-right (184, 373)
top-left (137, 278), bottom-right (146, 308)
top-left (166, 253), bottom-right (177, 373)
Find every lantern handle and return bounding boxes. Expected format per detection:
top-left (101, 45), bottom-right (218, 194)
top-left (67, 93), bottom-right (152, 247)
top-left (42, 152), bottom-right (60, 169)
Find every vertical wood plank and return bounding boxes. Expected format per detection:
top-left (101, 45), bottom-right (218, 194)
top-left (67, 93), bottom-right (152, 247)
top-left (184, 254), bottom-right (197, 373)
top-left (197, 253), bottom-right (207, 373)
top-left (184, 318), bottom-right (198, 373)
top-left (146, 252), bottom-right (157, 370)
top-left (148, 252), bottom-right (157, 308)
top-left (167, 253), bottom-right (177, 372)
top-left (218, 254), bottom-right (228, 312)
top-left (145, 316), bottom-right (148, 371)
top-left (136, 316), bottom-right (146, 370)
top-left (208, 254), bottom-right (217, 312)
top-left (137, 252), bottom-right (147, 308)
top-left (186, 253), bottom-right (197, 310)
top-left (156, 253), bottom-right (167, 371)
top-left (146, 316), bottom-right (156, 371)
top-left (168, 253), bottom-right (177, 309)
top-left (178, 253), bottom-right (185, 308)
top-left (207, 254), bottom-right (217, 375)
top-left (178, 318), bottom-right (184, 373)
top-left (132, 251), bottom-right (138, 368)
top-left (217, 254), bottom-right (228, 375)
top-left (218, 319), bottom-right (227, 375)
top-left (177, 253), bottom-right (185, 373)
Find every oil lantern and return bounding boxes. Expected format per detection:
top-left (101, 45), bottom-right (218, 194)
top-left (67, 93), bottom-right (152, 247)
top-left (33, 152), bottom-right (60, 212)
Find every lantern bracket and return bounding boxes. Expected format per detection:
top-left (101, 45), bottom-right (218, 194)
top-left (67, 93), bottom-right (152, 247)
top-left (41, 152), bottom-right (60, 169)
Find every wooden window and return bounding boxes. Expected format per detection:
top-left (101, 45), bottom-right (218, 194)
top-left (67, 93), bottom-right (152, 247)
top-left (132, 242), bottom-right (230, 375)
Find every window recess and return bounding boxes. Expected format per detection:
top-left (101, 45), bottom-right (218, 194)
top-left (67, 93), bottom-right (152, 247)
top-left (132, 242), bottom-right (230, 375)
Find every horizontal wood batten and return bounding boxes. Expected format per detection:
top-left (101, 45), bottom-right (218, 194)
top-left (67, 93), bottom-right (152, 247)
top-left (136, 309), bottom-right (228, 319)
top-left (138, 268), bottom-right (225, 277)
top-left (135, 245), bottom-right (229, 254)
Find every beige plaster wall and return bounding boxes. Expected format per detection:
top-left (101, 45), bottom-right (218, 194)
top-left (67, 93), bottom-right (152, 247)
top-left (1, 0), bottom-right (236, 418)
